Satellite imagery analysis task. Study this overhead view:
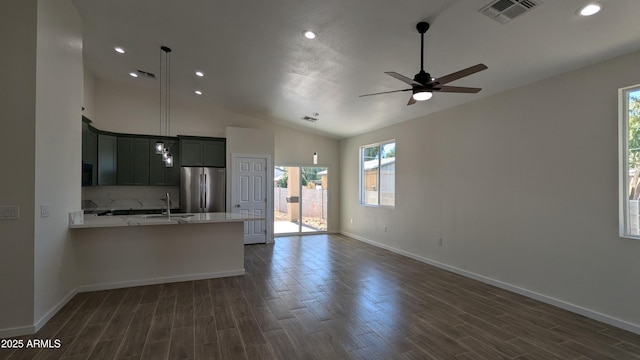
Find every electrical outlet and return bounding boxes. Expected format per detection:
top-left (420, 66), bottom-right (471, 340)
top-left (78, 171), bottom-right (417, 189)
top-left (384, 226), bottom-right (388, 232)
top-left (437, 238), bottom-right (443, 246)
top-left (350, 218), bottom-right (353, 224)
top-left (0, 206), bottom-right (20, 220)
top-left (41, 204), bottom-right (50, 218)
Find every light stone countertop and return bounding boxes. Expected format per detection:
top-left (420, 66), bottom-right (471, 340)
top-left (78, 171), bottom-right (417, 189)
top-left (69, 212), bottom-right (264, 229)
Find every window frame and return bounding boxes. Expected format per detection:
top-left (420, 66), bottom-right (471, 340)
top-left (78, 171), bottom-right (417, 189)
top-left (619, 84), bottom-right (640, 239)
top-left (359, 140), bottom-right (395, 208)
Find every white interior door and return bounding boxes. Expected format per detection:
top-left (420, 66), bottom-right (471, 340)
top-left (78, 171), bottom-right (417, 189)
top-left (233, 157), bottom-right (267, 244)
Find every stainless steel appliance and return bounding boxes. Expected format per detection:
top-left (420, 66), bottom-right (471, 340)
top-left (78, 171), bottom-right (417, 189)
top-left (180, 167), bottom-right (226, 213)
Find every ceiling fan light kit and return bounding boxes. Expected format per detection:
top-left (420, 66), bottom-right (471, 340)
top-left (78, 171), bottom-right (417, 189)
top-left (360, 21), bottom-right (487, 105)
top-left (412, 90), bottom-right (432, 101)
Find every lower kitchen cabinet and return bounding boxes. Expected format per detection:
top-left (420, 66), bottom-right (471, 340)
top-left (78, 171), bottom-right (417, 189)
top-left (117, 137), bottom-right (150, 185)
top-left (97, 134), bottom-right (117, 186)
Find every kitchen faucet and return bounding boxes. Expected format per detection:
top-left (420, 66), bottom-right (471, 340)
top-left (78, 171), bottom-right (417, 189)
top-left (166, 192), bottom-right (171, 220)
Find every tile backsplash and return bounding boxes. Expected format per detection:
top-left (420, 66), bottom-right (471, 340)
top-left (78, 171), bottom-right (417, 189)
top-left (82, 186), bottom-right (179, 211)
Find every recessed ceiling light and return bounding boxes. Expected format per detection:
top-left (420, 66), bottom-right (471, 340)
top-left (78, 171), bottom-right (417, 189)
top-left (303, 30), bottom-right (317, 39)
top-left (579, 3), bottom-right (601, 16)
top-left (115, 47), bottom-right (125, 54)
top-left (195, 90), bottom-right (203, 95)
top-left (129, 72), bottom-right (138, 78)
top-left (195, 71), bottom-right (204, 77)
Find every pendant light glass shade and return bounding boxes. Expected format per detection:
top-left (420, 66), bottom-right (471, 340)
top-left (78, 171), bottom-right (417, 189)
top-left (165, 154), bottom-right (174, 167)
top-left (155, 141), bottom-right (164, 154)
top-left (313, 152), bottom-right (318, 165)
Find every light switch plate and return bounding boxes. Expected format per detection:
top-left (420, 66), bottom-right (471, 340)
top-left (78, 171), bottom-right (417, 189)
top-left (0, 206), bottom-right (20, 220)
top-left (41, 204), bottom-right (50, 218)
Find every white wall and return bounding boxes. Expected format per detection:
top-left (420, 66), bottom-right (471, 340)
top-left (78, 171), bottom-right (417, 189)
top-left (0, 0), bottom-right (82, 337)
top-left (92, 77), bottom-right (341, 232)
top-left (93, 78), bottom-right (255, 137)
top-left (34, 0), bottom-right (83, 328)
top-left (0, 0), bottom-right (37, 334)
top-left (341, 50), bottom-right (640, 332)
top-left (83, 67), bottom-right (96, 120)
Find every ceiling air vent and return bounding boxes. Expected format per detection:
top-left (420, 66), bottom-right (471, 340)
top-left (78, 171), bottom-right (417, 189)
top-left (479, 0), bottom-right (540, 24)
top-left (137, 69), bottom-right (156, 79)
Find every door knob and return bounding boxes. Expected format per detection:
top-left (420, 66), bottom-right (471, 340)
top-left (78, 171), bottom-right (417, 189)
top-left (235, 204), bottom-right (240, 208)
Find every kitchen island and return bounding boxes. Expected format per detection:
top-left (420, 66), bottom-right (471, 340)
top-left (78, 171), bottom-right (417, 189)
top-left (70, 212), bottom-right (263, 292)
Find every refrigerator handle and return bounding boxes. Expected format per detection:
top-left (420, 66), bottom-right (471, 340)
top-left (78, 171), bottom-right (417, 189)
top-left (199, 173), bottom-right (204, 209)
top-left (203, 173), bottom-right (207, 209)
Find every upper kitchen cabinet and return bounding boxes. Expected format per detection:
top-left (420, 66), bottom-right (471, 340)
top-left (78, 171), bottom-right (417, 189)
top-left (117, 136), bottom-right (150, 185)
top-left (180, 137), bottom-right (226, 167)
top-left (97, 134), bottom-right (117, 185)
top-left (149, 138), bottom-right (180, 186)
top-left (82, 119), bottom-right (98, 185)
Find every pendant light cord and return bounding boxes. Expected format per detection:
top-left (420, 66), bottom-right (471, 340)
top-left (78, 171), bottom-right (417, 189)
top-left (167, 49), bottom-right (171, 137)
top-left (159, 48), bottom-right (162, 137)
top-left (159, 46), bottom-right (172, 138)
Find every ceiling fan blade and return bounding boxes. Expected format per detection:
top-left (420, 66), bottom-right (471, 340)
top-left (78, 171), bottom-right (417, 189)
top-left (435, 85), bottom-right (482, 94)
top-left (431, 64), bottom-right (487, 86)
top-left (385, 72), bottom-right (423, 86)
top-left (359, 88), bottom-right (412, 97)
top-left (407, 96), bottom-right (417, 106)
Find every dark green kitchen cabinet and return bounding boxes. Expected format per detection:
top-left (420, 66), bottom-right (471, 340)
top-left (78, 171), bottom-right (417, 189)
top-left (117, 137), bottom-right (150, 185)
top-left (82, 121), bottom-right (98, 185)
top-left (97, 134), bottom-right (117, 185)
top-left (149, 138), bottom-right (180, 185)
top-left (180, 137), bottom-right (226, 167)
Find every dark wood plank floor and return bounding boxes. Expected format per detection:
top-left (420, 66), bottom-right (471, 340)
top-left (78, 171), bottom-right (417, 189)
top-left (2, 234), bottom-right (640, 359)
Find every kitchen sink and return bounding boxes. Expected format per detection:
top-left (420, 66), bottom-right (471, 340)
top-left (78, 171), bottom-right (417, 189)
top-left (141, 214), bottom-right (194, 219)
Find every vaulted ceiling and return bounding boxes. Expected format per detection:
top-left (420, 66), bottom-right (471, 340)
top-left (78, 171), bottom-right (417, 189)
top-left (73, 0), bottom-right (640, 138)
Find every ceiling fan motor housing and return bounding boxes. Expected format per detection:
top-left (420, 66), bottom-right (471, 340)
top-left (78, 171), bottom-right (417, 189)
top-left (414, 70), bottom-right (432, 86)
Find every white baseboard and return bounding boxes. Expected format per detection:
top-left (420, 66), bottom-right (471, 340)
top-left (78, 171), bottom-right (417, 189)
top-left (0, 269), bottom-right (245, 337)
top-left (0, 288), bottom-right (78, 338)
top-left (76, 269), bottom-right (246, 293)
top-left (0, 324), bottom-right (36, 339)
top-left (340, 231), bottom-right (640, 335)
top-left (34, 288), bottom-right (78, 333)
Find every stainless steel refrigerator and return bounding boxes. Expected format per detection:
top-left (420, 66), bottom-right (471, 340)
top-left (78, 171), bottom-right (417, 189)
top-left (180, 167), bottom-right (226, 213)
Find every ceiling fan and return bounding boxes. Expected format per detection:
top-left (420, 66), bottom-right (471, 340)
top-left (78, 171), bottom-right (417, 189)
top-left (360, 22), bottom-right (488, 105)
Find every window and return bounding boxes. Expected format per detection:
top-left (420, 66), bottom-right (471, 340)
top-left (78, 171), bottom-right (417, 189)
top-left (620, 85), bottom-right (640, 238)
top-left (360, 141), bottom-right (395, 207)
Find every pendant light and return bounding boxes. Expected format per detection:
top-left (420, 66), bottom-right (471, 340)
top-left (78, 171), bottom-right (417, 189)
top-left (312, 113), bottom-right (319, 165)
top-left (155, 47), bottom-right (165, 155)
top-left (156, 46), bottom-right (174, 167)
